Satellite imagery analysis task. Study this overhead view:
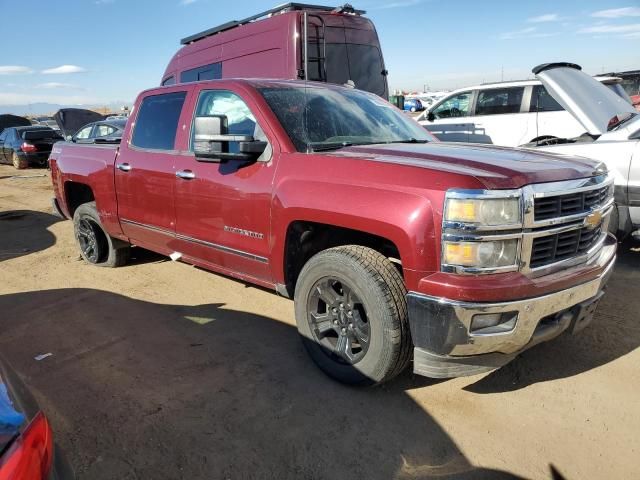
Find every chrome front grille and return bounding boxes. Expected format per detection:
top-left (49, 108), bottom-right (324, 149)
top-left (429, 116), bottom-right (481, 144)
top-left (533, 185), bottom-right (609, 221)
top-left (530, 225), bottom-right (602, 268)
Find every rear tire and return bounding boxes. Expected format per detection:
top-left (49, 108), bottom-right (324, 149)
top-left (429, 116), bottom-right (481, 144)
top-left (73, 202), bottom-right (130, 267)
top-left (294, 245), bottom-right (411, 385)
top-left (12, 153), bottom-right (28, 170)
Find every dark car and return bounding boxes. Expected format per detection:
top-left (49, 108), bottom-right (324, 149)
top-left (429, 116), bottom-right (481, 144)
top-left (71, 119), bottom-right (126, 144)
top-left (0, 356), bottom-right (74, 479)
top-left (0, 126), bottom-right (63, 169)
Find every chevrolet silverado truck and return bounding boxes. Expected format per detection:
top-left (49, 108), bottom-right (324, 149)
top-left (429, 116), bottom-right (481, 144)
top-left (49, 79), bottom-right (617, 385)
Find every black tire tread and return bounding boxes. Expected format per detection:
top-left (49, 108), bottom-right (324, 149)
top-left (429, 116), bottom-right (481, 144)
top-left (73, 202), bottom-right (130, 268)
top-left (297, 245), bottom-right (411, 384)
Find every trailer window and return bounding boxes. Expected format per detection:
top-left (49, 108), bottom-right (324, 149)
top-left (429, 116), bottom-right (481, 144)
top-left (131, 91), bottom-right (187, 150)
top-left (180, 63), bottom-right (222, 83)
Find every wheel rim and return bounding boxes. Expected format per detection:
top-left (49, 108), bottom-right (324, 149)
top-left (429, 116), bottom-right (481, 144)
top-left (76, 217), bottom-right (102, 263)
top-left (307, 277), bottom-right (370, 365)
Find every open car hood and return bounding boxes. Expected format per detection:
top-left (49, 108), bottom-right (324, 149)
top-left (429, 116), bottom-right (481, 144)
top-left (533, 63), bottom-right (637, 136)
top-left (53, 108), bottom-right (104, 138)
top-left (0, 114), bottom-right (31, 132)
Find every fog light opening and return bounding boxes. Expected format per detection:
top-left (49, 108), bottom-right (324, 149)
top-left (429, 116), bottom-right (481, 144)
top-left (470, 311), bottom-right (518, 334)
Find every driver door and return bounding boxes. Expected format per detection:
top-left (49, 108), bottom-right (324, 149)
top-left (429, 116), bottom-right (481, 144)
top-left (173, 88), bottom-right (277, 283)
top-left (421, 91), bottom-right (473, 142)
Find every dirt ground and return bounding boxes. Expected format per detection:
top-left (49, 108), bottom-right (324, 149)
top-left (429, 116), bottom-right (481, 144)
top-left (0, 163), bottom-right (638, 479)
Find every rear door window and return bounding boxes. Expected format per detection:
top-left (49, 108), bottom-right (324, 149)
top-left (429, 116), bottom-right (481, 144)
top-left (529, 85), bottom-right (563, 112)
top-left (75, 126), bottom-right (93, 139)
top-left (95, 125), bottom-right (116, 137)
top-left (475, 87), bottom-right (524, 116)
top-left (131, 91), bottom-right (187, 150)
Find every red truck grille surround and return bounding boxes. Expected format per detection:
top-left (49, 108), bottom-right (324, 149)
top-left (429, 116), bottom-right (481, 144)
top-left (533, 185), bottom-right (609, 221)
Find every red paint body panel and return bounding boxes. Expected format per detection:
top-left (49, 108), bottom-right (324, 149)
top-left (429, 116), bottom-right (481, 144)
top-left (50, 78), bottom-right (609, 303)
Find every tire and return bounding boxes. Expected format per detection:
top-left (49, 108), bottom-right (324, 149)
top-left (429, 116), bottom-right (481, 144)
top-left (73, 202), bottom-right (130, 267)
top-left (12, 153), bottom-right (28, 170)
top-left (294, 245), bottom-right (411, 385)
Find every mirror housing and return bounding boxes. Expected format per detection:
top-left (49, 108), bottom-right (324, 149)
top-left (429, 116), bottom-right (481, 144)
top-left (193, 114), bottom-right (267, 162)
top-left (427, 111), bottom-right (435, 122)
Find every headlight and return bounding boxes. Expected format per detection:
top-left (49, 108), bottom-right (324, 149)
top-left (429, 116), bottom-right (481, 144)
top-left (445, 197), bottom-right (521, 226)
top-left (443, 239), bottom-right (519, 269)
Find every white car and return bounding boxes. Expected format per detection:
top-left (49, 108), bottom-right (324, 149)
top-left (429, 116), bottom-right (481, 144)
top-left (526, 62), bottom-right (639, 238)
top-left (417, 76), bottom-right (630, 147)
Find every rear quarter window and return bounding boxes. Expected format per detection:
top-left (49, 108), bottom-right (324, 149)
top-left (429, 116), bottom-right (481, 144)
top-left (131, 91), bottom-right (187, 150)
top-left (529, 85), bottom-right (563, 112)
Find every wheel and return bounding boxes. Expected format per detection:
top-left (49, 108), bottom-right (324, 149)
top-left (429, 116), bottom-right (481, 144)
top-left (73, 202), bottom-right (130, 267)
top-left (12, 153), bottom-right (28, 170)
top-left (294, 245), bottom-right (411, 385)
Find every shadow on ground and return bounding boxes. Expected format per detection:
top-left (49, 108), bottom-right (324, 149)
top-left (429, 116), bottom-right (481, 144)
top-left (0, 288), bottom-right (523, 480)
top-left (0, 210), bottom-right (60, 262)
top-left (466, 237), bottom-right (640, 394)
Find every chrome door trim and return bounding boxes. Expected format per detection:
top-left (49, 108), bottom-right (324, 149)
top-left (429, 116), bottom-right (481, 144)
top-left (120, 218), bottom-right (268, 264)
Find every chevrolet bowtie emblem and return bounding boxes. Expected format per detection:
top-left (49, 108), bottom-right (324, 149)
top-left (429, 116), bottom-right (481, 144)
top-left (584, 210), bottom-right (603, 229)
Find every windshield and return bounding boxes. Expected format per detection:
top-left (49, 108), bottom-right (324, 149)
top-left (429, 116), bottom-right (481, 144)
top-left (259, 86), bottom-right (432, 152)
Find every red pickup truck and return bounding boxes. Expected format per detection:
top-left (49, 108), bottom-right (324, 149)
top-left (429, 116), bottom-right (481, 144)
top-left (49, 79), bottom-right (616, 385)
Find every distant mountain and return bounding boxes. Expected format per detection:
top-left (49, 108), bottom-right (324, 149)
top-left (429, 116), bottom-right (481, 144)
top-left (0, 102), bottom-right (131, 116)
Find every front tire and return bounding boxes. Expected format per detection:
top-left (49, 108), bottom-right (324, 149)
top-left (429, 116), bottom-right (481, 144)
top-left (12, 153), bottom-right (28, 170)
top-left (294, 246), bottom-right (411, 385)
top-left (73, 202), bottom-right (130, 267)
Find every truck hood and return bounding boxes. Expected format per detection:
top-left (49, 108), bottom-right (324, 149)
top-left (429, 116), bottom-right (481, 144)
top-left (0, 114), bottom-right (31, 132)
top-left (334, 142), bottom-right (605, 189)
top-left (53, 108), bottom-right (104, 138)
top-left (534, 63), bottom-right (637, 136)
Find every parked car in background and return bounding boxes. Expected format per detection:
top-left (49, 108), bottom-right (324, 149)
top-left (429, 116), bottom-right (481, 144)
top-left (0, 114), bottom-right (31, 133)
top-left (603, 69), bottom-right (640, 111)
top-left (403, 98), bottom-right (424, 112)
top-left (525, 62), bottom-right (640, 239)
top-left (53, 108), bottom-right (105, 141)
top-left (418, 76), bottom-right (632, 146)
top-left (0, 126), bottom-right (63, 169)
top-left (72, 119), bottom-right (126, 144)
top-left (0, 356), bottom-right (74, 479)
top-left (49, 78), bottom-right (615, 385)
top-left (163, 3), bottom-right (389, 98)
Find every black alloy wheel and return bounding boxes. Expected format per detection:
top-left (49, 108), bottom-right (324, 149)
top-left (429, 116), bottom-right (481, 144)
top-left (307, 277), bottom-right (370, 364)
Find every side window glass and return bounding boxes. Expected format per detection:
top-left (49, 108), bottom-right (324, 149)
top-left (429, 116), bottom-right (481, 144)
top-left (0, 130), bottom-right (7, 142)
top-left (96, 125), bottom-right (116, 137)
top-left (131, 91), bottom-right (187, 150)
top-left (475, 87), bottom-right (524, 116)
top-left (432, 92), bottom-right (472, 119)
top-left (180, 63), bottom-right (222, 83)
top-left (192, 90), bottom-right (261, 153)
top-left (75, 126), bottom-right (93, 139)
top-left (162, 76), bottom-right (176, 86)
top-left (530, 85), bottom-right (563, 112)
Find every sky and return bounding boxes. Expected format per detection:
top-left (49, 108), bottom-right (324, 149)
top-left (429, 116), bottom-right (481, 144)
top-left (0, 0), bottom-right (638, 112)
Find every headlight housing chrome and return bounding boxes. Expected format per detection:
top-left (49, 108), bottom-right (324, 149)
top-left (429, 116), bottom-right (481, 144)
top-left (442, 189), bottom-right (523, 274)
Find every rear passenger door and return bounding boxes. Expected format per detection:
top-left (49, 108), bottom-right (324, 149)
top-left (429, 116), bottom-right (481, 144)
top-left (0, 130), bottom-right (8, 162)
top-left (115, 89), bottom-right (191, 254)
top-left (468, 86), bottom-right (525, 146)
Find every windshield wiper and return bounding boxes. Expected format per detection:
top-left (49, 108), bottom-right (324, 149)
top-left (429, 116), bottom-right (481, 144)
top-left (387, 138), bottom-right (429, 144)
top-left (309, 141), bottom-right (381, 152)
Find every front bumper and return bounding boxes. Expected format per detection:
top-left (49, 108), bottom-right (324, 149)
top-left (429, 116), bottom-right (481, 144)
top-left (408, 234), bottom-right (616, 378)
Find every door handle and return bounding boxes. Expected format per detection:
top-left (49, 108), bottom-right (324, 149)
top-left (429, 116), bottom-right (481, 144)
top-left (176, 170), bottom-right (196, 180)
top-left (116, 163), bottom-right (131, 172)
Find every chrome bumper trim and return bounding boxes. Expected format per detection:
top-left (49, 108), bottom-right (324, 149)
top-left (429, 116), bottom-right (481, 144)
top-left (409, 235), bottom-right (616, 356)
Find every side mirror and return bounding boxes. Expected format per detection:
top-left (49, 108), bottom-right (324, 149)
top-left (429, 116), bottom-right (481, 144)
top-left (427, 111), bottom-right (435, 122)
top-left (193, 114), bottom-right (267, 162)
